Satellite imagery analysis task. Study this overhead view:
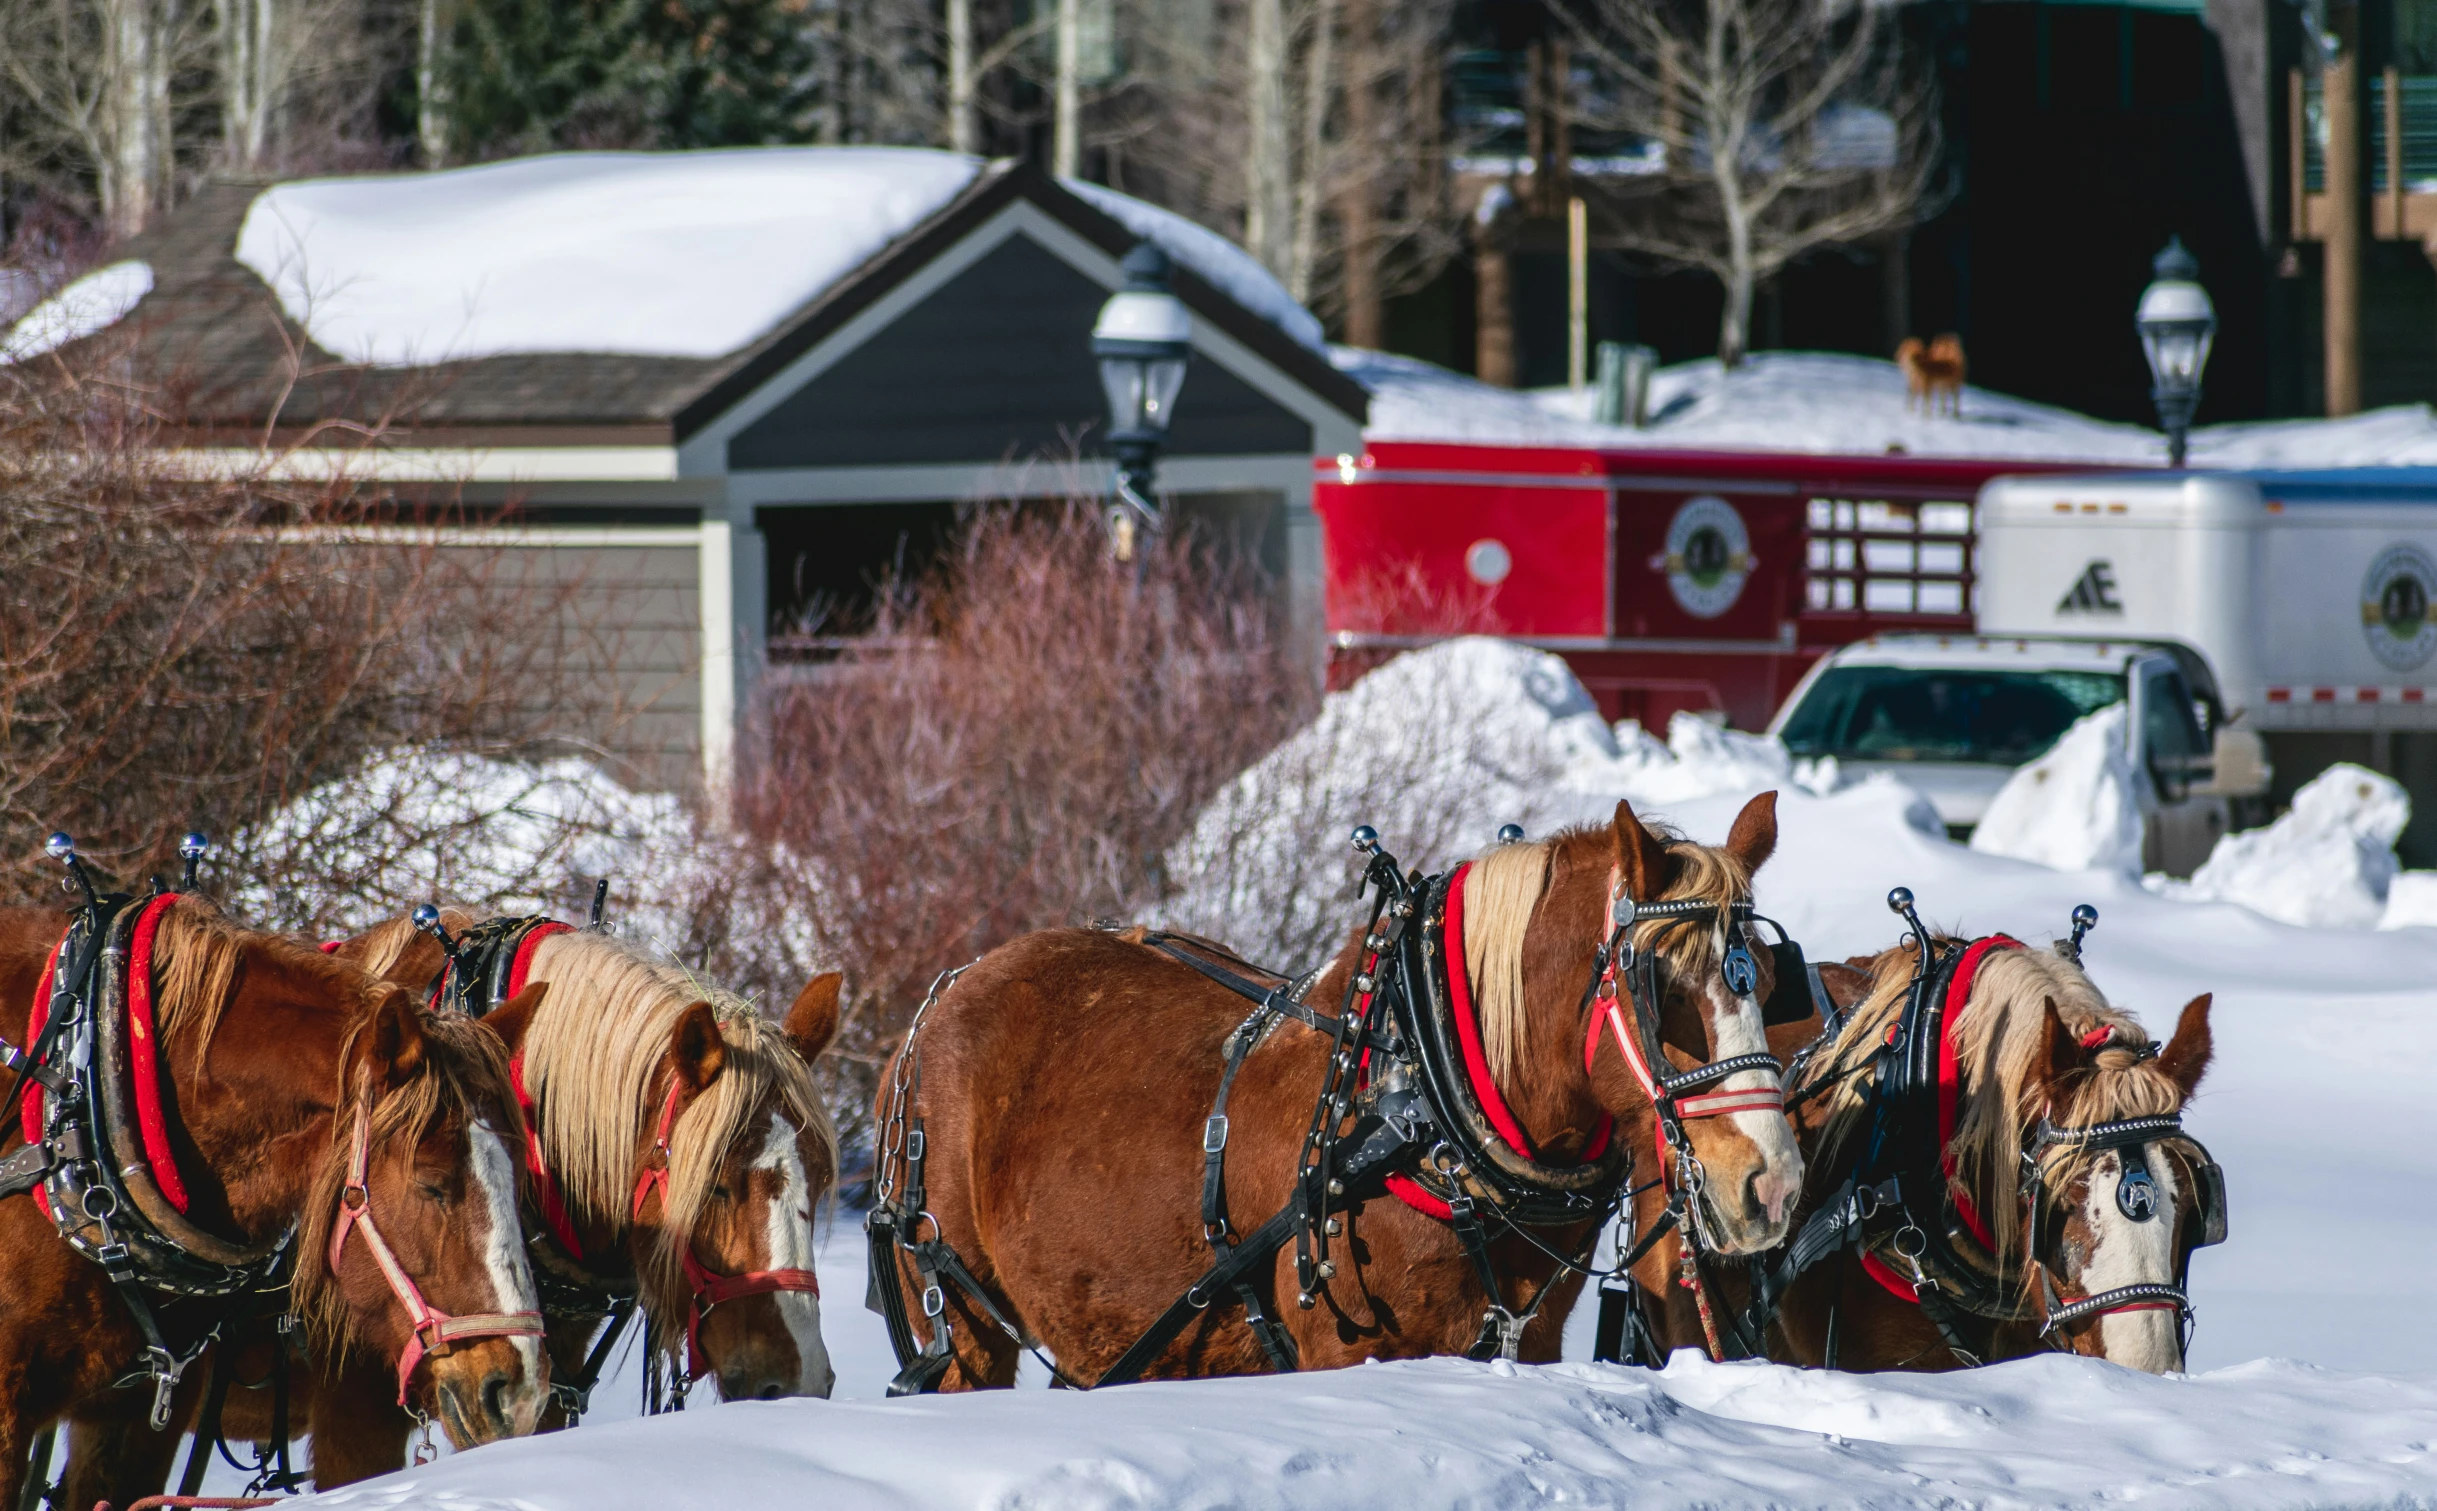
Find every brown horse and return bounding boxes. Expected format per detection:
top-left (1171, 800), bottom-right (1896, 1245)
top-left (1621, 933), bottom-right (2218, 1373)
top-left (876, 794), bottom-right (1805, 1388)
top-left (189, 915), bottom-right (842, 1491)
top-left (0, 897), bottom-right (544, 1511)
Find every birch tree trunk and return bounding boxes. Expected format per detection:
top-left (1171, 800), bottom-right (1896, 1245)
top-left (1243, 0), bottom-right (1294, 279)
top-left (1053, 0), bottom-right (1081, 175)
top-left (416, 0), bottom-right (452, 166)
top-left (946, 0), bottom-right (976, 154)
top-left (103, 0), bottom-right (162, 236)
top-left (1287, 0), bottom-right (1337, 304)
top-left (1338, 0), bottom-right (1381, 347)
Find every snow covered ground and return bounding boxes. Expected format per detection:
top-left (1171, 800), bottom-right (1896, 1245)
top-left (246, 638), bottom-right (2437, 1510)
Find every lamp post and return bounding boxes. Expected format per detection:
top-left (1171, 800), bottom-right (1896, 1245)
top-left (2136, 236), bottom-right (2217, 469)
top-left (1091, 241), bottom-right (1191, 559)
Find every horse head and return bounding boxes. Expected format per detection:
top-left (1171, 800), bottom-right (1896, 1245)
top-left (294, 981), bottom-right (546, 1447)
top-left (487, 933), bottom-right (839, 1403)
top-left (2019, 984), bottom-right (2217, 1371)
top-left (1470, 793), bottom-right (1803, 1257)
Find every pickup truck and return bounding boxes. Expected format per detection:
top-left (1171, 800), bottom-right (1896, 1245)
top-left (1767, 633), bottom-right (2270, 876)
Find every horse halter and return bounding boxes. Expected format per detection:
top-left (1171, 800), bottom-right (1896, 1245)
top-left (326, 1100), bottom-right (544, 1406)
top-left (2023, 1107), bottom-right (2227, 1344)
top-left (629, 1078), bottom-right (820, 1381)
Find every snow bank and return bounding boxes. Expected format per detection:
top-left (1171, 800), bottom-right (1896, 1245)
top-left (1967, 704), bottom-right (2146, 875)
top-left (0, 261), bottom-right (153, 362)
top-left (2162, 763), bottom-right (2409, 929)
top-left (2378, 869), bottom-right (2437, 929)
top-left (1157, 638), bottom-right (1931, 965)
top-left (234, 150), bottom-right (1326, 366)
top-left (297, 1351), bottom-right (2437, 1511)
top-left (232, 748), bottom-right (691, 932)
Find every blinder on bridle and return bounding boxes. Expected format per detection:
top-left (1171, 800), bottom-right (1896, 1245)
top-left (2022, 1106), bottom-right (2228, 1341)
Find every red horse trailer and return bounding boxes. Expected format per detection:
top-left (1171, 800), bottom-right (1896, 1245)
top-left (1315, 441), bottom-right (2117, 731)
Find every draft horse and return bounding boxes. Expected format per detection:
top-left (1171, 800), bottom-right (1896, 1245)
top-left (200, 909), bottom-right (844, 1490)
top-left (1608, 895), bottom-right (2223, 1374)
top-left (0, 871), bottom-right (545, 1511)
top-left (868, 794), bottom-right (1813, 1389)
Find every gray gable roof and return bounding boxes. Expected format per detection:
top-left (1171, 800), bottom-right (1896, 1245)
top-left (90, 161), bottom-right (1366, 440)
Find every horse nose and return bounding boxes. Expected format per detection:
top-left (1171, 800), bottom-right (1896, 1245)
top-left (1746, 1166), bottom-right (1797, 1226)
top-left (437, 1367), bottom-right (525, 1446)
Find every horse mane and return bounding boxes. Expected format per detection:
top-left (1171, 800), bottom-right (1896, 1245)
top-left (348, 910), bottom-right (447, 982)
top-left (514, 930), bottom-right (836, 1341)
top-left (1800, 938), bottom-right (2187, 1260)
top-left (1462, 820), bottom-right (1752, 1092)
top-left (291, 1008), bottom-right (519, 1360)
top-left (155, 895), bottom-right (388, 1079)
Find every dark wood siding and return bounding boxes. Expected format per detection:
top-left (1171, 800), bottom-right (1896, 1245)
top-left (726, 235), bottom-right (1312, 469)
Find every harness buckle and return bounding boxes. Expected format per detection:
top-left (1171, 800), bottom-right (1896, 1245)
top-left (920, 1284), bottom-right (945, 1319)
top-left (1203, 1115), bottom-right (1229, 1154)
top-left (906, 1128), bottom-right (925, 1162)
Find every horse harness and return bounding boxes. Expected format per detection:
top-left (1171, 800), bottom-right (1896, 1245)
top-left (866, 828), bottom-right (1827, 1393)
top-left (0, 842), bottom-right (297, 1438)
top-left (413, 899), bottom-right (820, 1417)
top-left (1739, 890), bottom-right (2228, 1367)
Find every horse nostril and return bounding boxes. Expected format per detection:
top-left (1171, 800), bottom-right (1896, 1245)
top-left (758, 1383), bottom-right (785, 1401)
top-left (481, 1371), bottom-right (513, 1427)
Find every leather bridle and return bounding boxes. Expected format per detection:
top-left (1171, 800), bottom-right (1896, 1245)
top-left (326, 1099), bottom-right (544, 1406)
top-left (628, 1079), bottom-right (820, 1380)
top-left (2023, 1109), bottom-right (2226, 1346)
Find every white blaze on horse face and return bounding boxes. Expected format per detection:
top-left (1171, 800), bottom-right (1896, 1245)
top-left (2079, 1148), bottom-right (2185, 1372)
top-left (470, 1120), bottom-right (548, 1395)
top-left (1703, 979), bottom-right (1805, 1230)
top-left (755, 1114), bottom-right (834, 1398)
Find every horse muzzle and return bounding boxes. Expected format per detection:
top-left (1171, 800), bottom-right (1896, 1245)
top-left (429, 1338), bottom-right (545, 1447)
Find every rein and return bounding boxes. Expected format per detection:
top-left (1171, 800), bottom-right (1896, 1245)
top-left (629, 1079), bottom-right (820, 1382)
top-left (326, 1100), bottom-right (544, 1405)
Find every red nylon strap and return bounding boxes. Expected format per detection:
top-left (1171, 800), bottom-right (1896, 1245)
top-left (22, 936), bottom-right (61, 1222)
top-left (1939, 935), bottom-right (2022, 1251)
top-left (1384, 863), bottom-right (1613, 1221)
top-left (505, 921), bottom-right (573, 998)
top-left (326, 1102), bottom-right (543, 1404)
top-left (509, 1052), bottom-right (584, 1260)
top-left (125, 895), bottom-right (188, 1213)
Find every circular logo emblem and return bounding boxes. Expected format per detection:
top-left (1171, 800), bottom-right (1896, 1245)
top-left (1658, 496), bottom-right (1754, 619)
top-left (2116, 1163), bottom-right (2160, 1223)
top-left (1464, 538), bottom-right (1513, 586)
top-left (2361, 544), bottom-right (2437, 670)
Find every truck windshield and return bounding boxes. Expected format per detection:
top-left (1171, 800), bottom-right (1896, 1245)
top-left (1778, 666), bottom-right (2126, 765)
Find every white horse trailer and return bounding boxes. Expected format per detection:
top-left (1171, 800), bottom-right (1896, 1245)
top-left (1978, 468), bottom-right (2437, 860)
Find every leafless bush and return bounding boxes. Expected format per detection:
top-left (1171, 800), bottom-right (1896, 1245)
top-left (706, 502), bottom-right (1315, 1131)
top-left (0, 333), bottom-right (609, 910)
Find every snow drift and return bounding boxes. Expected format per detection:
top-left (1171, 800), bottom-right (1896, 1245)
top-left (295, 1352), bottom-right (2437, 1511)
top-left (0, 261), bottom-right (152, 363)
top-left (2159, 763), bottom-right (2410, 929)
top-left (1968, 703), bottom-right (2147, 875)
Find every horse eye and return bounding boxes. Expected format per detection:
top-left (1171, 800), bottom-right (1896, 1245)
top-left (417, 1179), bottom-right (447, 1201)
top-left (710, 1183), bottom-right (732, 1201)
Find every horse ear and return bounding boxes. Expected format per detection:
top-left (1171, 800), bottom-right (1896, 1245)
top-left (1610, 799), bottom-right (1673, 900)
top-left (1723, 790), bottom-right (1779, 874)
top-left (666, 1000), bottom-right (727, 1095)
top-left (359, 987), bottom-right (426, 1090)
top-left (786, 972), bottom-right (841, 1062)
top-left (482, 981), bottom-right (548, 1057)
top-left (2037, 999), bottom-right (2079, 1088)
top-left (2157, 993), bottom-right (2213, 1096)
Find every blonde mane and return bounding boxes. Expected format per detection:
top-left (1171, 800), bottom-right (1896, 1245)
top-left (1799, 940), bottom-right (2188, 1261)
top-left (513, 930), bottom-right (837, 1336)
top-left (1461, 823), bottom-right (1753, 1094)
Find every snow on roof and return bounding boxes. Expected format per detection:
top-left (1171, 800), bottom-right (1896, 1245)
top-left (1061, 179), bottom-right (1323, 352)
top-left (234, 149), bottom-right (986, 365)
top-left (216, 150), bottom-right (1323, 368)
top-left (0, 261), bottom-right (153, 364)
top-left (1341, 345), bottom-right (2437, 468)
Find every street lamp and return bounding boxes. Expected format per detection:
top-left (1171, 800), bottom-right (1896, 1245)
top-left (1092, 241), bottom-right (1191, 558)
top-left (2137, 236), bottom-right (2217, 468)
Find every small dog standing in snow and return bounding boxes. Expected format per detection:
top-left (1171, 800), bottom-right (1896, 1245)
top-left (1896, 334), bottom-right (1967, 417)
